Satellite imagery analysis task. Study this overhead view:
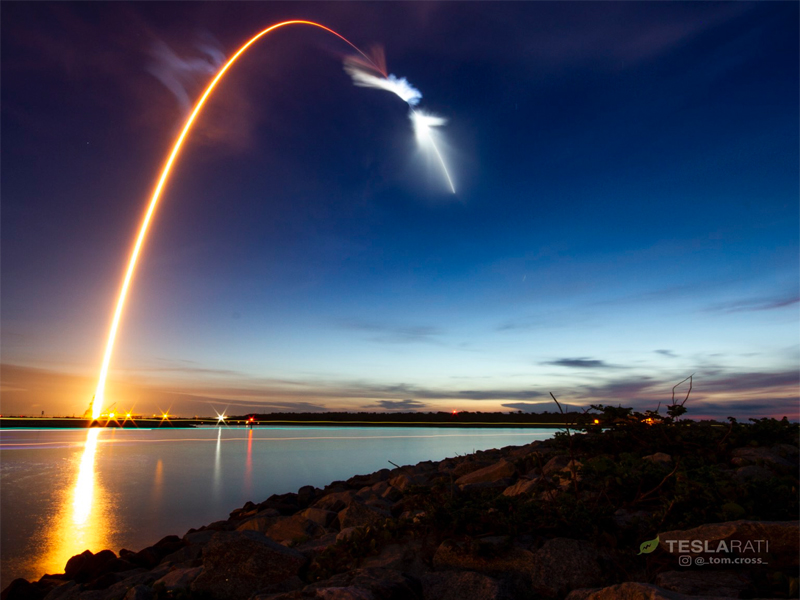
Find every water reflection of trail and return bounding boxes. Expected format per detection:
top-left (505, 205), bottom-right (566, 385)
top-left (212, 427), bottom-right (222, 502)
top-left (152, 459), bottom-right (164, 507)
top-left (243, 429), bottom-right (253, 498)
top-left (37, 428), bottom-right (113, 577)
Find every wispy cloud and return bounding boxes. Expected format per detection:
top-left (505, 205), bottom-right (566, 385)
top-left (577, 377), bottom-right (660, 402)
top-left (501, 401), bottom-right (579, 413)
top-left (368, 399), bottom-right (428, 410)
top-left (687, 398), bottom-right (799, 420)
top-left (699, 370), bottom-right (799, 394)
top-left (141, 365), bottom-right (243, 377)
top-left (544, 358), bottom-right (616, 369)
top-left (706, 294), bottom-right (800, 314)
top-left (339, 320), bottom-right (444, 344)
top-left (167, 393), bottom-right (329, 414)
top-left (344, 383), bottom-right (546, 402)
top-left (146, 35), bottom-right (225, 113)
top-left (655, 349), bottom-right (678, 358)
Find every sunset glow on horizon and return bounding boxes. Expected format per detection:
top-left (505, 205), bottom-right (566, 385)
top-left (2, 3), bottom-right (797, 421)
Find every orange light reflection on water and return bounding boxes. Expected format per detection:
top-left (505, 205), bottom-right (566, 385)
top-left (243, 429), bottom-right (253, 497)
top-left (37, 428), bottom-right (113, 576)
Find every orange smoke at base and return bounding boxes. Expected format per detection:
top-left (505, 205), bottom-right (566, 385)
top-left (92, 21), bottom-right (380, 420)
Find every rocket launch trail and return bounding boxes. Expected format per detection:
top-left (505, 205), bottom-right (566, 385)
top-left (92, 21), bottom-right (416, 419)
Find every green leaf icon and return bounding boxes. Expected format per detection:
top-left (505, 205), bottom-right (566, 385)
top-left (637, 535), bottom-right (660, 555)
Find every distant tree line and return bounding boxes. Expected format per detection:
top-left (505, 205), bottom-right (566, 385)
top-left (226, 411), bottom-right (580, 424)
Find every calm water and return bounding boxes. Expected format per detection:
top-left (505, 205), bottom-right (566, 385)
top-left (0, 426), bottom-right (554, 585)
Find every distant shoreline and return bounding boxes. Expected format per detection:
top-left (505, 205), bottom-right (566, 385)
top-left (0, 413), bottom-right (576, 429)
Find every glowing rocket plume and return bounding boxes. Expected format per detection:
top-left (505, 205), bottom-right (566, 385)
top-left (343, 53), bottom-right (456, 194)
top-left (344, 60), bottom-right (422, 105)
top-left (92, 21), bottom-right (384, 420)
top-left (410, 111), bottom-right (456, 194)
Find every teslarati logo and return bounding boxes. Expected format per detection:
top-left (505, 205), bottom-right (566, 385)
top-left (638, 535), bottom-right (660, 555)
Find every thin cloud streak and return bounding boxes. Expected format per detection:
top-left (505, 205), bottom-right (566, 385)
top-left (368, 399), bottom-right (428, 410)
top-left (501, 401), bottom-right (579, 413)
top-left (544, 358), bottom-right (616, 369)
top-left (339, 320), bottom-right (444, 345)
top-left (706, 294), bottom-right (800, 314)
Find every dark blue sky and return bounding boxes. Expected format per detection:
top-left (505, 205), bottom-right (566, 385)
top-left (2, 2), bottom-right (798, 418)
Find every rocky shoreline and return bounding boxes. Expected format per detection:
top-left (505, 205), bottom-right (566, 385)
top-left (3, 418), bottom-right (798, 600)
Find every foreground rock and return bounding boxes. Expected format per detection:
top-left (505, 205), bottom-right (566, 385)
top-left (566, 582), bottom-right (742, 600)
top-left (421, 571), bottom-right (506, 600)
top-left (257, 568), bottom-right (422, 600)
top-left (190, 531), bottom-right (306, 599)
top-left (432, 539), bottom-right (536, 575)
top-left (529, 538), bottom-right (604, 597)
top-left (654, 571), bottom-right (752, 598)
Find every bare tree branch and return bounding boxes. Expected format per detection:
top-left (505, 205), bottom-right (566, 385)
top-left (551, 392), bottom-right (580, 497)
top-left (671, 374), bottom-right (694, 406)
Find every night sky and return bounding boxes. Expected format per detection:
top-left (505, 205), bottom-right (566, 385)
top-left (2, 2), bottom-right (798, 419)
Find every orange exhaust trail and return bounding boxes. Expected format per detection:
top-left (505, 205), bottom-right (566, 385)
top-left (92, 21), bottom-right (383, 419)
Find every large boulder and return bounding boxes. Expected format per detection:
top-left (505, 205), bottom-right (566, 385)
top-left (347, 469), bottom-right (392, 488)
top-left (1, 579), bottom-right (63, 600)
top-left (236, 511), bottom-right (281, 533)
top-left (296, 485), bottom-right (319, 508)
top-left (541, 455), bottom-right (573, 475)
top-left (64, 550), bottom-right (118, 583)
top-left (730, 447), bottom-right (795, 468)
top-left (529, 538), bottom-right (603, 598)
top-left (190, 531), bottom-right (306, 599)
top-left (421, 571), bottom-right (505, 600)
top-left (293, 532), bottom-right (339, 561)
top-left (154, 567), bottom-right (204, 590)
top-left (158, 543), bottom-right (204, 567)
top-left (298, 508), bottom-right (338, 529)
top-left (267, 514), bottom-right (326, 543)
top-left (41, 581), bottom-right (81, 600)
top-left (432, 539), bottom-right (535, 575)
top-left (307, 567), bottom-right (422, 600)
top-left (313, 491), bottom-right (359, 513)
top-left (121, 586), bottom-right (152, 600)
top-left (381, 485), bottom-right (403, 503)
top-left (566, 582), bottom-right (741, 600)
top-left (121, 536), bottom-right (187, 570)
top-left (452, 460), bottom-right (493, 478)
top-left (257, 568), bottom-right (421, 600)
top-left (183, 530), bottom-right (216, 545)
top-left (198, 520), bottom-right (236, 532)
top-left (502, 479), bottom-right (538, 497)
top-left (336, 527), bottom-right (359, 542)
top-left (455, 460), bottom-right (517, 486)
top-left (658, 520), bottom-right (799, 569)
top-left (360, 541), bottom-right (427, 577)
top-left (338, 502), bottom-right (388, 529)
top-left (257, 493), bottom-right (301, 516)
top-left (389, 473), bottom-right (428, 491)
top-left (45, 567), bottom-right (170, 600)
top-left (654, 571), bottom-right (752, 598)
